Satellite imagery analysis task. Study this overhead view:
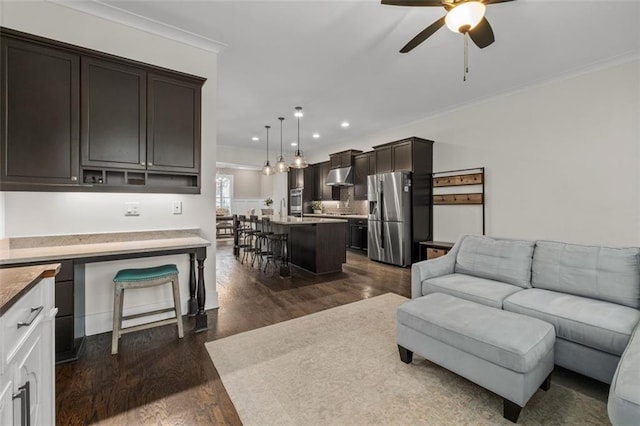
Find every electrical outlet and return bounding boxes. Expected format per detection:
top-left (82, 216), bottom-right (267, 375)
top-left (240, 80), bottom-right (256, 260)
top-left (124, 202), bottom-right (140, 216)
top-left (172, 201), bottom-right (182, 215)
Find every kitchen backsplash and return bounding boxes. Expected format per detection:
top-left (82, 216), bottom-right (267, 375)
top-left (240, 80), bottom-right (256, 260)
top-left (316, 186), bottom-right (367, 215)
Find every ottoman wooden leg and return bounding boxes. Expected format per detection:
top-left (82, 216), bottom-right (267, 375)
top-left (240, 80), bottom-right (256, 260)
top-left (540, 373), bottom-right (552, 391)
top-left (398, 345), bottom-right (413, 364)
top-left (503, 399), bottom-right (522, 423)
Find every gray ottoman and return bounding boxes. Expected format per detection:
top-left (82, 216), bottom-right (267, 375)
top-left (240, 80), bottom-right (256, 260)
top-left (397, 292), bottom-right (555, 423)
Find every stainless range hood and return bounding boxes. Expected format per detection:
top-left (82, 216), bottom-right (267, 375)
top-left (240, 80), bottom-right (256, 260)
top-left (325, 166), bottom-right (353, 186)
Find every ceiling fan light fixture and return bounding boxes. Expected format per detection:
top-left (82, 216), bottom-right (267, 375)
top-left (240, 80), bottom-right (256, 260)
top-left (445, 1), bottom-right (486, 34)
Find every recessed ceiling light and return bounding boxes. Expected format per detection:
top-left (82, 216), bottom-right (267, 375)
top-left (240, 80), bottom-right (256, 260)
top-left (312, 133), bottom-right (320, 139)
top-left (341, 121), bottom-right (350, 128)
top-left (291, 142), bottom-right (298, 146)
top-left (251, 137), bottom-right (259, 141)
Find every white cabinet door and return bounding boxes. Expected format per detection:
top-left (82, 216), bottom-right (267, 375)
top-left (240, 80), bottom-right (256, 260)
top-left (0, 380), bottom-right (15, 426)
top-left (14, 331), bottom-right (43, 426)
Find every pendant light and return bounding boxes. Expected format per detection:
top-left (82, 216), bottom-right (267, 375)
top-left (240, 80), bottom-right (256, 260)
top-left (291, 106), bottom-right (308, 169)
top-left (275, 117), bottom-right (289, 173)
top-left (262, 125), bottom-right (273, 176)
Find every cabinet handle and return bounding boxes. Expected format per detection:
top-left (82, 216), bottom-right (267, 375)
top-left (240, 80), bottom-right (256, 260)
top-left (148, 162), bottom-right (153, 167)
top-left (140, 162), bottom-right (146, 166)
top-left (70, 176), bottom-right (78, 182)
top-left (12, 381), bottom-right (30, 426)
top-left (17, 306), bottom-right (43, 328)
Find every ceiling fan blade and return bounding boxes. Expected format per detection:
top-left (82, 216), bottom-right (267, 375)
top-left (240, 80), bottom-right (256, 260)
top-left (400, 16), bottom-right (446, 53)
top-left (468, 17), bottom-right (495, 49)
top-left (483, 0), bottom-right (516, 4)
top-left (381, 1), bottom-right (444, 7)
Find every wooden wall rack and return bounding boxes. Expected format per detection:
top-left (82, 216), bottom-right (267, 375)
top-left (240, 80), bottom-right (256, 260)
top-left (432, 167), bottom-right (485, 235)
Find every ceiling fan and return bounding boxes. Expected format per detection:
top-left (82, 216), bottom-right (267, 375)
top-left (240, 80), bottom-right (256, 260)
top-left (382, 0), bottom-right (515, 53)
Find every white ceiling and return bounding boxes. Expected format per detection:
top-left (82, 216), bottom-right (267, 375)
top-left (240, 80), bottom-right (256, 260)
top-left (102, 0), bottom-right (640, 157)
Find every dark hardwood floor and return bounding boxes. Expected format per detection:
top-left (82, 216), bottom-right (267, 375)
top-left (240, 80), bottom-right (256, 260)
top-left (56, 240), bottom-right (411, 425)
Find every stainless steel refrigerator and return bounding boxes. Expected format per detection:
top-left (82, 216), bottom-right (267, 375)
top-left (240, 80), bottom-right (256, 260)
top-left (368, 171), bottom-right (412, 267)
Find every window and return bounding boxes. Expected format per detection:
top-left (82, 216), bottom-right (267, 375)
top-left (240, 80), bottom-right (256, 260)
top-left (216, 174), bottom-right (233, 211)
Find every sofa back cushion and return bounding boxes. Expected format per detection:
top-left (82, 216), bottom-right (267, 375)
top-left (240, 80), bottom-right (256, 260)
top-left (454, 235), bottom-right (536, 289)
top-left (532, 241), bottom-right (640, 309)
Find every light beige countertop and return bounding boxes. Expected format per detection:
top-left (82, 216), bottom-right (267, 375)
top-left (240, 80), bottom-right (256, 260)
top-left (305, 213), bottom-right (368, 220)
top-left (0, 229), bottom-right (210, 265)
top-left (0, 263), bottom-right (60, 315)
top-left (269, 216), bottom-right (348, 226)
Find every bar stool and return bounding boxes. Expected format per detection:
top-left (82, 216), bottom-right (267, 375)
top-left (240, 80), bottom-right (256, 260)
top-left (111, 264), bottom-right (184, 355)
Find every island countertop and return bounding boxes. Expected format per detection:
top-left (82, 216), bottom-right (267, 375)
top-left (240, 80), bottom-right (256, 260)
top-left (269, 216), bottom-right (348, 225)
top-left (0, 229), bottom-right (211, 265)
top-left (0, 263), bottom-right (60, 315)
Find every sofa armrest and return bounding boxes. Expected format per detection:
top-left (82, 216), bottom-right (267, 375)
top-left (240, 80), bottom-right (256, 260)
top-left (411, 236), bottom-right (466, 299)
top-left (608, 321), bottom-right (640, 425)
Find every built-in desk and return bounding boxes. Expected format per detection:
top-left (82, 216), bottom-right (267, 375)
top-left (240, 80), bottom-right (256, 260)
top-left (0, 229), bottom-right (210, 363)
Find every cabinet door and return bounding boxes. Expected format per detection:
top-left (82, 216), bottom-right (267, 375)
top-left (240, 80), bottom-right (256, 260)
top-left (147, 73), bottom-right (201, 173)
top-left (0, 380), bottom-right (13, 426)
top-left (368, 152), bottom-right (376, 176)
top-left (340, 152), bottom-right (352, 168)
top-left (15, 332), bottom-right (43, 426)
top-left (392, 141), bottom-right (413, 172)
top-left (330, 155), bottom-right (341, 169)
top-left (375, 146), bottom-right (392, 174)
top-left (1, 38), bottom-right (79, 185)
top-left (81, 57), bottom-right (146, 170)
top-left (322, 163), bottom-right (333, 200)
top-left (303, 167), bottom-right (314, 202)
top-left (353, 155), bottom-right (368, 200)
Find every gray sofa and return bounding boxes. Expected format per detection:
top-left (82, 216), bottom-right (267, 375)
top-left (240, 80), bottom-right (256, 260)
top-left (410, 235), bottom-right (640, 423)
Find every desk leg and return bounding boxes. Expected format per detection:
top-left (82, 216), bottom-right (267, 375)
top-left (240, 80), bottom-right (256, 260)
top-left (187, 253), bottom-right (197, 317)
top-left (194, 247), bottom-right (208, 332)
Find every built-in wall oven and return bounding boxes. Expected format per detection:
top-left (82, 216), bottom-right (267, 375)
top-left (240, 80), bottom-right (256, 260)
top-left (289, 188), bottom-right (303, 216)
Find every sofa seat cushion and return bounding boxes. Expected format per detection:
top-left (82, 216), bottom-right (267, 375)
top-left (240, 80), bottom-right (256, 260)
top-left (422, 273), bottom-right (523, 309)
top-left (397, 293), bottom-right (555, 373)
top-left (608, 324), bottom-right (640, 425)
top-left (454, 235), bottom-right (536, 289)
top-left (504, 289), bottom-right (640, 356)
top-left (532, 241), bottom-right (640, 309)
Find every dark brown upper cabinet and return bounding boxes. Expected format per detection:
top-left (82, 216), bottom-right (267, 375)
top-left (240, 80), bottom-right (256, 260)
top-left (373, 138), bottom-right (432, 175)
top-left (353, 151), bottom-right (375, 200)
top-left (1, 28), bottom-right (205, 194)
top-left (81, 57), bottom-right (146, 170)
top-left (1, 37), bottom-right (80, 187)
top-left (147, 73), bottom-right (201, 173)
top-left (329, 149), bottom-right (361, 169)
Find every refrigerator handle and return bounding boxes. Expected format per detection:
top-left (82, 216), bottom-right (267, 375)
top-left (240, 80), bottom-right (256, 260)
top-left (380, 188), bottom-right (384, 249)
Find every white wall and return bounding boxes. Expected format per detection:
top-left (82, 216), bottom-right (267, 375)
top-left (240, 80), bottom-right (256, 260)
top-left (309, 59), bottom-right (640, 246)
top-left (1, 1), bottom-right (219, 334)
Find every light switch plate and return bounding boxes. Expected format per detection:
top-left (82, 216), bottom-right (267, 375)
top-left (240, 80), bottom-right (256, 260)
top-left (172, 201), bottom-right (182, 215)
top-left (124, 202), bottom-right (140, 216)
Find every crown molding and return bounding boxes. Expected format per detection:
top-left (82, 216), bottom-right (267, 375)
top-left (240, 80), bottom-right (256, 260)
top-left (48, 0), bottom-right (227, 54)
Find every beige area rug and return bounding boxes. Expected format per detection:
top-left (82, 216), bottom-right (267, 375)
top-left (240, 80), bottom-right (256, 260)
top-left (206, 293), bottom-right (609, 425)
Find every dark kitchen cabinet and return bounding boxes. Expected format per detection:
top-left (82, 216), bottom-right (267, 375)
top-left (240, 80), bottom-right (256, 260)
top-left (289, 167), bottom-right (304, 189)
top-left (329, 149), bottom-right (361, 169)
top-left (1, 28), bottom-right (204, 194)
top-left (1, 37), bottom-right (80, 187)
top-left (81, 57), bottom-right (146, 170)
top-left (373, 141), bottom-right (411, 173)
top-left (348, 218), bottom-right (368, 252)
top-left (354, 151), bottom-right (375, 200)
top-left (147, 73), bottom-right (201, 173)
top-left (54, 261), bottom-right (85, 363)
top-left (373, 137), bottom-right (432, 175)
top-left (303, 166), bottom-right (314, 202)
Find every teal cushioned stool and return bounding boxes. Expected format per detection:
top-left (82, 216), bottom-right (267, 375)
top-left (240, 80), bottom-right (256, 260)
top-left (111, 264), bottom-right (184, 354)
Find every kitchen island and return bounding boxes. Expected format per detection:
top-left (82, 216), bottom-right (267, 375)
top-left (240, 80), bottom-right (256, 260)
top-left (268, 216), bottom-right (348, 275)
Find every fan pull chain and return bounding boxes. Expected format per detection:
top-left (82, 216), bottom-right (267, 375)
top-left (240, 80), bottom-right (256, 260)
top-left (463, 32), bottom-right (469, 82)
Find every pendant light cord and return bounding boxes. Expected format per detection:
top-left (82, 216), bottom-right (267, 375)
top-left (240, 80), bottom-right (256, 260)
top-left (463, 32), bottom-right (469, 82)
top-left (279, 117), bottom-right (284, 157)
